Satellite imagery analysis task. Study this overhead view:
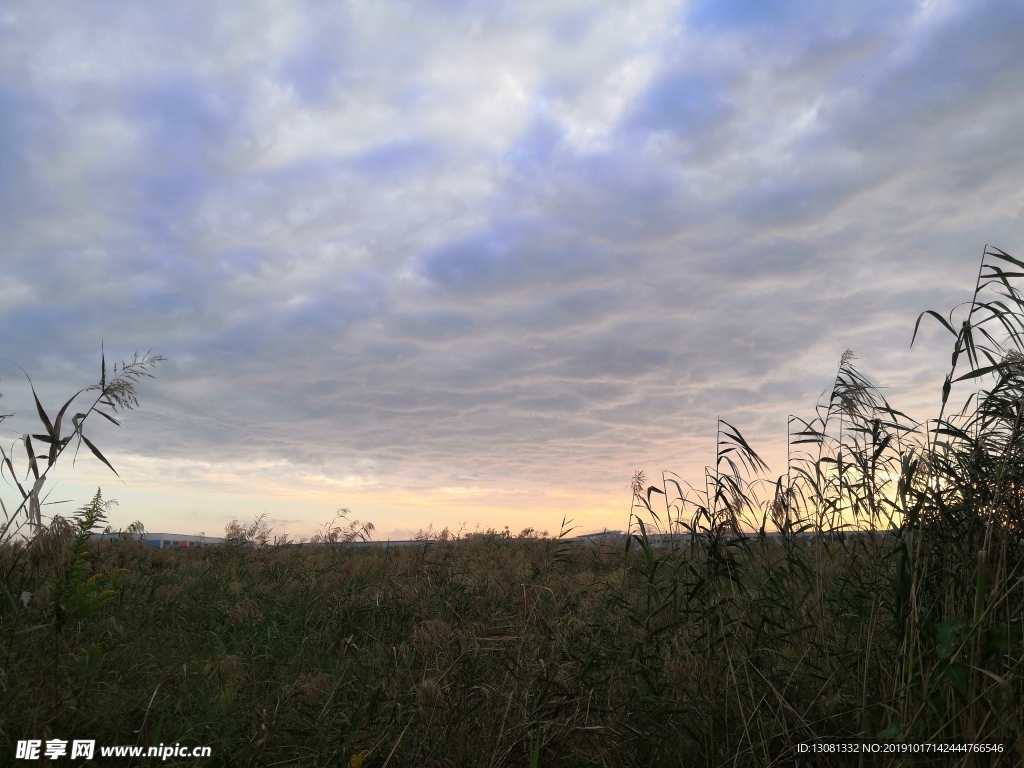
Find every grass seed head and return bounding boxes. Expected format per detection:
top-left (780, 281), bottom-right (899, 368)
top-left (28, 516), bottom-right (74, 572)
top-left (217, 655), bottom-right (245, 682)
top-left (416, 678), bottom-right (444, 708)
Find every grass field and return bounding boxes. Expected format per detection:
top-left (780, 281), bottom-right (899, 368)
top-left (1, 516), bottom-right (1020, 767)
top-left (2, 247), bottom-right (1024, 766)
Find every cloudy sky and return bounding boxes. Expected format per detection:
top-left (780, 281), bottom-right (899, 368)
top-left (2, 0), bottom-right (1023, 539)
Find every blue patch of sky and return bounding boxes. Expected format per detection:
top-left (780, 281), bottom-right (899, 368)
top-left (417, 220), bottom-right (598, 295)
top-left (280, 37), bottom-right (340, 104)
top-left (828, 2), bottom-right (1024, 153)
top-left (500, 109), bottom-right (682, 237)
top-left (349, 140), bottom-right (436, 177)
top-left (253, 155), bottom-right (351, 192)
top-left (132, 168), bottom-right (209, 227)
top-left (548, 7), bottom-right (598, 46)
top-left (246, 140), bottom-right (431, 194)
top-left (126, 270), bottom-right (207, 325)
top-left (887, 4), bottom-right (1023, 112)
top-left (621, 71), bottom-right (728, 138)
top-left (270, 269), bottom-right (389, 339)
top-left (128, 77), bottom-right (240, 235)
top-left (418, 229), bottom-right (516, 291)
top-left (118, 244), bottom-right (206, 302)
top-left (193, 320), bottom-right (269, 364)
top-left (555, 338), bottom-right (671, 380)
top-left (280, 293), bottom-right (351, 334)
top-left (390, 311), bottom-right (476, 342)
top-left (360, 341), bottom-right (418, 365)
top-left (0, 88), bottom-right (52, 221)
top-left (130, 286), bottom-right (195, 315)
top-left (502, 115), bottom-right (563, 171)
top-left (688, 0), bottom-right (802, 31)
top-left (420, 0), bottom-right (508, 22)
top-left (512, 393), bottom-right (587, 415)
top-left (217, 250), bottom-right (265, 278)
top-left (0, 303), bottom-right (84, 355)
top-left (734, 175), bottom-right (840, 228)
top-left (347, 267), bottom-right (389, 310)
top-left (558, 152), bottom-right (679, 237)
top-left (131, 76), bottom-right (235, 155)
top-left (391, 82), bottom-right (433, 110)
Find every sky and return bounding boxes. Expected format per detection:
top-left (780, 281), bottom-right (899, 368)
top-left (2, 0), bottom-right (1023, 540)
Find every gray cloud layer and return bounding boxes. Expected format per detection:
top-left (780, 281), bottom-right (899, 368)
top-left (2, 1), bottom-right (1023, 530)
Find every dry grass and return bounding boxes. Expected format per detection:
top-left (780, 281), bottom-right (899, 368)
top-left (1, 524), bottom-right (1018, 766)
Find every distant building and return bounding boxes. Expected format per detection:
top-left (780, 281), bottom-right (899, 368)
top-left (95, 528), bottom-right (824, 551)
top-left (91, 532), bottom-right (225, 549)
top-left (575, 530), bottom-right (626, 546)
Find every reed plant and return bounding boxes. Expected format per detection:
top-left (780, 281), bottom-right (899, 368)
top-left (0, 347), bottom-right (163, 539)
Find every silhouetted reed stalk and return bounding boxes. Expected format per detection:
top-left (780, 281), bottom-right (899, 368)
top-left (625, 244), bottom-right (1024, 754)
top-left (0, 348), bottom-right (163, 541)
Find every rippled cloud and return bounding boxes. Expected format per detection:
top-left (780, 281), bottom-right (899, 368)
top-left (2, 0), bottom-right (1023, 536)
